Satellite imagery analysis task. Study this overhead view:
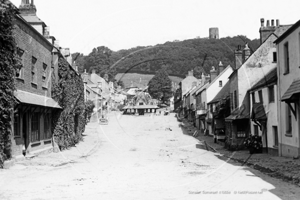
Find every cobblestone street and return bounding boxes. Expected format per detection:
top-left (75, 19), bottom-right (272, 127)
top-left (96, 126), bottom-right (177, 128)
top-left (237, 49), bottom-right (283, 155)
top-left (1, 112), bottom-right (300, 200)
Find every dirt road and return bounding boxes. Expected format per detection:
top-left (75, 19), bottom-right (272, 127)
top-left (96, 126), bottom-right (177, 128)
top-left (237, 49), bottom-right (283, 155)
top-left (1, 112), bottom-right (300, 200)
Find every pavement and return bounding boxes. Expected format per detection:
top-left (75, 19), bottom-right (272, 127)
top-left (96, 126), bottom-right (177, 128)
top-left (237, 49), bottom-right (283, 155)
top-left (179, 117), bottom-right (300, 187)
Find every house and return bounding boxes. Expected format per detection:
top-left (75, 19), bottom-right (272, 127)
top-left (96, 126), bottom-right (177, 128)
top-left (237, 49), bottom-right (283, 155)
top-left (12, 0), bottom-right (61, 159)
top-left (224, 18), bottom-right (291, 150)
top-left (179, 70), bottom-right (200, 117)
top-left (194, 62), bottom-right (233, 135)
top-left (207, 81), bottom-right (231, 141)
top-left (123, 92), bottom-right (158, 115)
top-left (248, 68), bottom-right (278, 155)
top-left (274, 19), bottom-right (300, 158)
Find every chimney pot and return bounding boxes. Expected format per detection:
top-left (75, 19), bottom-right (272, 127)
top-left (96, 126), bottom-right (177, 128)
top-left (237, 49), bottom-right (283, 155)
top-left (276, 19), bottom-right (280, 26)
top-left (266, 20), bottom-right (270, 27)
top-left (271, 19), bottom-right (274, 26)
top-left (260, 18), bottom-right (264, 27)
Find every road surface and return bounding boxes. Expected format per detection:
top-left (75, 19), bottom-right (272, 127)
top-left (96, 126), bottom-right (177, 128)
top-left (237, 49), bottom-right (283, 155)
top-left (0, 112), bottom-right (300, 200)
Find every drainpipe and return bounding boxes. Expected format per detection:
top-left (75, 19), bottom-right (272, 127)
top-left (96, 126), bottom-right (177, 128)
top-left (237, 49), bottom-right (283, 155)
top-left (277, 47), bottom-right (282, 156)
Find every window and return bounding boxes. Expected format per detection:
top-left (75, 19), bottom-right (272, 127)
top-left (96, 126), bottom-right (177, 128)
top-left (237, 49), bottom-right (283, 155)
top-left (251, 93), bottom-right (255, 104)
top-left (15, 48), bottom-right (24, 78)
top-left (273, 52), bottom-right (277, 63)
top-left (42, 63), bottom-right (47, 82)
top-left (139, 102), bottom-right (144, 105)
top-left (219, 80), bottom-right (222, 87)
top-left (284, 42), bottom-right (289, 74)
top-left (258, 90), bottom-right (263, 103)
top-left (286, 104), bottom-right (292, 134)
top-left (31, 113), bottom-right (39, 142)
top-left (273, 126), bottom-right (278, 147)
top-left (234, 90), bottom-right (238, 109)
top-left (254, 125), bottom-right (259, 136)
top-left (31, 57), bottom-right (37, 83)
top-left (14, 114), bottom-right (20, 137)
top-left (230, 93), bottom-right (233, 110)
top-left (44, 114), bottom-right (51, 139)
top-left (268, 85), bottom-right (275, 103)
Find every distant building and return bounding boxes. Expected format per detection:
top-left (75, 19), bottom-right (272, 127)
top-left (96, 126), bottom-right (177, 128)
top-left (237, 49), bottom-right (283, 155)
top-left (209, 27), bottom-right (219, 39)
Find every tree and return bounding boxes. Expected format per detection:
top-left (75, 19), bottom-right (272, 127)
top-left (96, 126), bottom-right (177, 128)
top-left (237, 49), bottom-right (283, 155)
top-left (148, 69), bottom-right (172, 102)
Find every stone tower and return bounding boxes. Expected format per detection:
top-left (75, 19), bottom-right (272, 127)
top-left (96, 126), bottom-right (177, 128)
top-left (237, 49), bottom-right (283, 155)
top-left (209, 27), bottom-right (219, 39)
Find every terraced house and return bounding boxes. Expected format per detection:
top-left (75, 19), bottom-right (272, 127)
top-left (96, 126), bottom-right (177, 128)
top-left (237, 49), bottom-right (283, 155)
top-left (11, 0), bottom-right (61, 160)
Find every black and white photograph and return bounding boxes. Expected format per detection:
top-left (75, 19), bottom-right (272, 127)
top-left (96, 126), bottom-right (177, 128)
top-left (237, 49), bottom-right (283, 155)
top-left (1, 0), bottom-right (300, 199)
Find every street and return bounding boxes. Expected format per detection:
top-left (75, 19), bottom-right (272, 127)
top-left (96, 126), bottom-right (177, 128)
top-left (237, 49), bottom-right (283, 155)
top-left (1, 112), bottom-right (300, 200)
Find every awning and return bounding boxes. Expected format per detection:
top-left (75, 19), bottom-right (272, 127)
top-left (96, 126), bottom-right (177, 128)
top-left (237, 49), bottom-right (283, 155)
top-left (281, 79), bottom-right (300, 102)
top-left (14, 90), bottom-right (61, 109)
top-left (251, 103), bottom-right (267, 121)
top-left (225, 105), bottom-right (249, 121)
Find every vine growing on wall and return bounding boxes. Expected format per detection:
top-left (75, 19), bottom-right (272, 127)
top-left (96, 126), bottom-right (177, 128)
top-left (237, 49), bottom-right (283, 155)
top-left (51, 57), bottom-right (88, 150)
top-left (0, 0), bottom-right (20, 168)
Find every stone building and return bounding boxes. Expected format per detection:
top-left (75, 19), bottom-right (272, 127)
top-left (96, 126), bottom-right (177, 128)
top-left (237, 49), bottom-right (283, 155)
top-left (209, 27), bottom-right (219, 39)
top-left (11, 0), bottom-right (61, 159)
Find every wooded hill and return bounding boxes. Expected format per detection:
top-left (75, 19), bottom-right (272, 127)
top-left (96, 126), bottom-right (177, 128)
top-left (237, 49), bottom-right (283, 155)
top-left (72, 36), bottom-right (260, 80)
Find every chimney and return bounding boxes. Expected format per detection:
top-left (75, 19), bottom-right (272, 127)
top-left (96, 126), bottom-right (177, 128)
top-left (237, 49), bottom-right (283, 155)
top-left (188, 70), bottom-right (194, 76)
top-left (259, 18), bottom-right (277, 44)
top-left (234, 45), bottom-right (243, 70)
top-left (31, 0), bottom-right (34, 5)
top-left (271, 19), bottom-right (274, 26)
top-left (218, 61), bottom-right (225, 73)
top-left (260, 18), bottom-right (264, 27)
top-left (92, 69), bottom-right (96, 74)
top-left (243, 43), bottom-right (251, 63)
top-left (19, 0), bottom-right (36, 15)
top-left (276, 19), bottom-right (280, 26)
top-left (210, 66), bottom-right (218, 82)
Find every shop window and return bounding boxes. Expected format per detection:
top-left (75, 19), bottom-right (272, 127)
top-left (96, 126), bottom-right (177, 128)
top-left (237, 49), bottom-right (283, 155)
top-left (284, 42), bottom-right (289, 74)
top-left (31, 57), bottom-right (37, 83)
top-left (44, 114), bottom-right (51, 139)
top-left (273, 126), bottom-right (278, 147)
top-left (268, 85), bottom-right (275, 103)
top-left (31, 113), bottom-right (40, 142)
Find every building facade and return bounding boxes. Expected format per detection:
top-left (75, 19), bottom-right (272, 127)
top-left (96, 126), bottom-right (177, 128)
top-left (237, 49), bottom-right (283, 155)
top-left (275, 20), bottom-right (300, 158)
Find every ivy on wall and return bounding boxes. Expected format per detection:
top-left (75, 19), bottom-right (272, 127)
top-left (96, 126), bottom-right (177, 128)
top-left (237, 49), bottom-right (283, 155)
top-left (51, 57), bottom-right (93, 150)
top-left (0, 0), bottom-right (20, 168)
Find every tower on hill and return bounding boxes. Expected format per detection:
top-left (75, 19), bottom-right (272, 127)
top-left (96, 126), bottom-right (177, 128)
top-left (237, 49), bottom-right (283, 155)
top-left (209, 27), bottom-right (219, 39)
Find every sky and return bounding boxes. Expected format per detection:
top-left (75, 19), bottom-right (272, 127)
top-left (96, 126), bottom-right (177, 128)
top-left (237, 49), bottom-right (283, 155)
top-left (10, 0), bottom-right (300, 55)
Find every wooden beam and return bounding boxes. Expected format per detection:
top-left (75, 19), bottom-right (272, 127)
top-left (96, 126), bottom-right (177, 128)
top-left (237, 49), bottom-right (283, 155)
top-left (287, 102), bottom-right (297, 120)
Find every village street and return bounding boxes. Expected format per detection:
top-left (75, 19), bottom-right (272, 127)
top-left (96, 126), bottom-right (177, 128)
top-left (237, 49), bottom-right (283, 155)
top-left (1, 112), bottom-right (300, 200)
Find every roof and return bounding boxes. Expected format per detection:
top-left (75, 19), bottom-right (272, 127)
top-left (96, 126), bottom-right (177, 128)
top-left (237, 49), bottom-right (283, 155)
top-left (123, 105), bottom-right (159, 109)
top-left (225, 105), bottom-right (249, 121)
top-left (249, 68), bottom-right (277, 92)
top-left (281, 79), bottom-right (300, 102)
top-left (14, 90), bottom-right (61, 109)
top-left (208, 81), bottom-right (230, 104)
top-left (21, 15), bottom-right (45, 25)
top-left (274, 21), bottom-right (300, 44)
top-left (251, 103), bottom-right (267, 121)
top-left (195, 82), bottom-right (209, 95)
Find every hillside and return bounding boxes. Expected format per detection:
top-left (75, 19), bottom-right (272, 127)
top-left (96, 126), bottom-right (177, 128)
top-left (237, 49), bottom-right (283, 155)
top-left (115, 73), bottom-right (183, 89)
top-left (72, 36), bottom-right (260, 81)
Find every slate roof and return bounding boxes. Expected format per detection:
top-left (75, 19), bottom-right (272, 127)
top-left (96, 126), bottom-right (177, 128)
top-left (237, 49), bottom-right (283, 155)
top-left (208, 81), bottom-right (230, 104)
top-left (281, 79), bottom-right (300, 101)
top-left (274, 21), bottom-right (300, 44)
top-left (249, 68), bottom-right (277, 92)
